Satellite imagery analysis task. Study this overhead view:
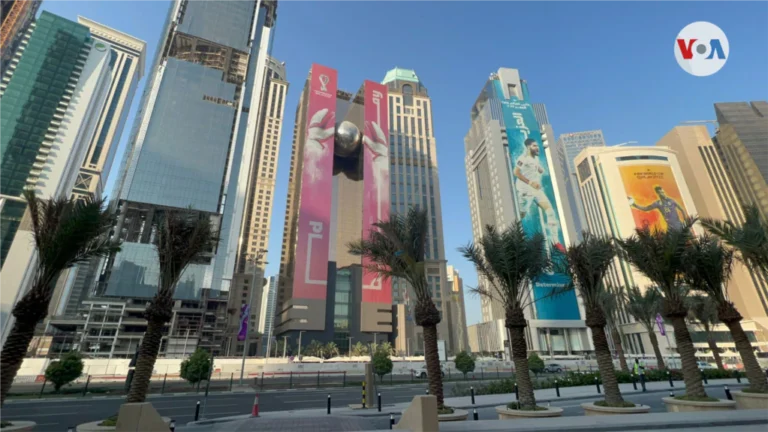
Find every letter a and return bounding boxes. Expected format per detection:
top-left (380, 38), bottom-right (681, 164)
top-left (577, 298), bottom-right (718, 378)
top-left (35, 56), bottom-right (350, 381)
top-left (706, 39), bottom-right (726, 59)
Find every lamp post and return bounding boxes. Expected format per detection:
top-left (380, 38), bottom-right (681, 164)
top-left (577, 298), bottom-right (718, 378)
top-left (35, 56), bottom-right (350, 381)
top-left (239, 249), bottom-right (267, 385)
top-left (348, 336), bottom-right (354, 357)
top-left (297, 330), bottom-right (305, 361)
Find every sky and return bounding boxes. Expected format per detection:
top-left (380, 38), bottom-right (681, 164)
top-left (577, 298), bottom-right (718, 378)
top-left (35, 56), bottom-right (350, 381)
top-left (41, 1), bottom-right (768, 326)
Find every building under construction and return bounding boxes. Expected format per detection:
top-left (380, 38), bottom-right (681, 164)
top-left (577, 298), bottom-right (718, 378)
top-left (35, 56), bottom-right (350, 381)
top-left (1, 0), bottom-right (41, 74)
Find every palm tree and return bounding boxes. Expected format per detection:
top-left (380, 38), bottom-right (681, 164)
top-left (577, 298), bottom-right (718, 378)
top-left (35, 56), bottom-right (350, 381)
top-left (351, 341), bottom-right (368, 357)
top-left (459, 222), bottom-right (550, 410)
top-left (624, 286), bottom-right (666, 371)
top-left (616, 222), bottom-right (708, 398)
top-left (702, 205), bottom-right (768, 273)
top-left (126, 210), bottom-right (216, 403)
top-left (1, 191), bottom-right (117, 404)
top-left (559, 233), bottom-right (628, 406)
top-left (349, 207), bottom-right (447, 408)
top-left (377, 341), bottom-right (395, 356)
top-left (683, 234), bottom-right (768, 393)
top-left (324, 342), bottom-right (340, 359)
top-left (686, 295), bottom-right (725, 370)
top-left (304, 340), bottom-right (323, 358)
top-left (603, 286), bottom-right (630, 373)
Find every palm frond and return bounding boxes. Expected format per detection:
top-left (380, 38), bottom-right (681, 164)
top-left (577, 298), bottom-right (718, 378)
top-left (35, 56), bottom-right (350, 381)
top-left (555, 232), bottom-right (615, 311)
top-left (624, 285), bottom-right (662, 331)
top-left (702, 205), bottom-right (768, 274)
top-left (686, 295), bottom-right (719, 331)
top-left (682, 233), bottom-right (734, 304)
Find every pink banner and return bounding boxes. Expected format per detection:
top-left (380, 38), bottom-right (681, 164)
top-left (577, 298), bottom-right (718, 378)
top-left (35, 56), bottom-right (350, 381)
top-left (362, 80), bottom-right (391, 304)
top-left (293, 64), bottom-right (337, 299)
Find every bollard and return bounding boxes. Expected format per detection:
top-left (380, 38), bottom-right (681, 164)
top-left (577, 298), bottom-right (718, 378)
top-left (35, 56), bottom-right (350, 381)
top-left (39, 379), bottom-right (47, 398)
top-left (362, 382), bottom-right (366, 409)
top-left (289, 371), bottom-right (293, 389)
top-left (473, 408), bottom-right (479, 421)
top-left (327, 394), bottom-right (331, 415)
top-left (701, 370), bottom-right (708, 385)
top-left (631, 373), bottom-right (637, 390)
top-left (251, 394), bottom-right (260, 416)
top-left (169, 419), bottom-right (176, 432)
top-left (735, 370), bottom-right (741, 384)
top-left (82, 375), bottom-right (91, 396)
top-left (724, 385), bottom-right (733, 400)
top-left (595, 376), bottom-right (601, 394)
top-left (389, 413), bottom-right (395, 429)
top-left (162, 373), bottom-right (168, 394)
top-left (555, 379), bottom-right (560, 397)
top-left (667, 371), bottom-right (674, 388)
top-left (640, 373), bottom-right (646, 392)
top-left (378, 392), bottom-right (382, 412)
top-left (470, 386), bottom-right (475, 405)
top-left (514, 382), bottom-right (519, 401)
top-left (194, 401), bottom-right (201, 421)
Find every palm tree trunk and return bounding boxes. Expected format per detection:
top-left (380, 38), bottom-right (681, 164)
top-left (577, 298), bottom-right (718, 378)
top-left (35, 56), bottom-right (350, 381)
top-left (126, 317), bottom-right (164, 403)
top-left (723, 319), bottom-right (768, 393)
top-left (422, 324), bottom-right (444, 408)
top-left (706, 336), bottom-right (725, 370)
top-left (0, 318), bottom-right (37, 405)
top-left (611, 327), bottom-right (629, 373)
top-left (592, 325), bottom-right (625, 405)
top-left (648, 330), bottom-right (666, 371)
top-left (669, 315), bottom-right (707, 398)
top-left (508, 325), bottom-right (536, 409)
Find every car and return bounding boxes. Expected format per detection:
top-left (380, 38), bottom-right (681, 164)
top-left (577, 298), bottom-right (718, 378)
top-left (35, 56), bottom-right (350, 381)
top-left (697, 361), bottom-right (716, 370)
top-left (543, 363), bottom-right (563, 373)
top-left (418, 364), bottom-right (446, 379)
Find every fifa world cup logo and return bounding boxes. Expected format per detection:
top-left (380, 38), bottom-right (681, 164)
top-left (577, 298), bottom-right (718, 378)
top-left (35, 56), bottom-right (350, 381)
top-left (319, 74), bottom-right (329, 92)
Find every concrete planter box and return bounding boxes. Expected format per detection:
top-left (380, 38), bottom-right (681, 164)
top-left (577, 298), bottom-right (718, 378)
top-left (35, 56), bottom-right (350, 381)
top-left (580, 402), bottom-right (651, 416)
top-left (77, 417), bottom-right (170, 431)
top-left (0, 421), bottom-right (35, 432)
top-left (732, 391), bottom-right (768, 410)
top-left (438, 409), bottom-right (468, 422)
top-left (495, 405), bottom-right (563, 419)
top-left (662, 397), bottom-right (736, 412)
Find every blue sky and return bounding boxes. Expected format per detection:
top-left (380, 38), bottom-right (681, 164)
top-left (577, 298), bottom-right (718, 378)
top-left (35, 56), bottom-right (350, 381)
top-left (42, 1), bottom-right (768, 326)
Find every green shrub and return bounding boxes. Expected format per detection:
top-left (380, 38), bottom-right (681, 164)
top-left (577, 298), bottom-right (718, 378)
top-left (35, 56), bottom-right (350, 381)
top-left (45, 351), bottom-right (84, 391)
top-left (454, 351), bottom-right (475, 378)
top-left (528, 353), bottom-right (545, 376)
top-left (180, 348), bottom-right (211, 385)
top-left (372, 349), bottom-right (393, 379)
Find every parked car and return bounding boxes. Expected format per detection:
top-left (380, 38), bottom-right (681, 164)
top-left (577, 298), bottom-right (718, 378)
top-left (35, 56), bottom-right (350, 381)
top-left (418, 364), bottom-right (446, 379)
top-left (697, 361), bottom-right (716, 370)
top-left (543, 363), bottom-right (563, 373)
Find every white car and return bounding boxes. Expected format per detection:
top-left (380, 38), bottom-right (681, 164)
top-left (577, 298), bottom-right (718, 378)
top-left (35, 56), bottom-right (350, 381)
top-left (697, 361), bottom-right (716, 370)
top-left (418, 365), bottom-right (446, 379)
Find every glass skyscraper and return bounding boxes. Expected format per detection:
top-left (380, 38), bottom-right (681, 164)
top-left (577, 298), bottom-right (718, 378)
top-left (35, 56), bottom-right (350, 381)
top-left (102, 0), bottom-right (278, 301)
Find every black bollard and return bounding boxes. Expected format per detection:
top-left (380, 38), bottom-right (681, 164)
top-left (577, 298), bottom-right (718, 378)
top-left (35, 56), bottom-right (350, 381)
top-left (667, 371), bottom-right (674, 388)
top-left (425, 388), bottom-right (429, 395)
top-left (640, 373), bottom-right (647, 392)
top-left (169, 419), bottom-right (176, 432)
top-left (327, 394), bottom-right (331, 415)
top-left (471, 386), bottom-right (475, 405)
top-left (669, 391), bottom-right (674, 397)
top-left (735, 370), bottom-right (741, 384)
top-left (701, 370), bottom-right (708, 385)
top-left (473, 408), bottom-right (479, 421)
top-left (39, 379), bottom-right (47, 398)
top-left (362, 382), bottom-right (366, 409)
top-left (194, 401), bottom-right (201, 421)
top-left (378, 392), bottom-right (382, 412)
top-left (389, 413), bottom-right (395, 429)
top-left (631, 373), bottom-right (637, 390)
top-left (82, 375), bottom-right (91, 397)
top-left (555, 379), bottom-right (560, 397)
top-left (724, 385), bottom-right (733, 400)
top-left (595, 376), bottom-right (601, 394)
top-left (514, 382), bottom-right (519, 401)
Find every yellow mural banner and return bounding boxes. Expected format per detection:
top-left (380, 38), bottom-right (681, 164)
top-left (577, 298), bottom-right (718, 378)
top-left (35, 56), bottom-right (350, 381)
top-left (620, 164), bottom-right (687, 232)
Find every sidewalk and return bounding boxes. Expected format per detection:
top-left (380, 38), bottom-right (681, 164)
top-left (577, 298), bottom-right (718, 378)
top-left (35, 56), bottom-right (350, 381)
top-left (187, 378), bottom-right (745, 425)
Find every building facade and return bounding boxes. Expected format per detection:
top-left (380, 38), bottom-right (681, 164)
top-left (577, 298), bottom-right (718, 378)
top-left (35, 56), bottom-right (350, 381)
top-left (713, 101), bottom-right (768, 222)
top-left (1, 11), bottom-right (114, 344)
top-left (258, 275), bottom-right (278, 354)
top-left (551, 131), bottom-right (607, 242)
top-left (657, 125), bottom-right (768, 329)
top-left (445, 265), bottom-right (469, 354)
top-left (383, 67), bottom-right (452, 355)
top-left (464, 67), bottom-right (590, 355)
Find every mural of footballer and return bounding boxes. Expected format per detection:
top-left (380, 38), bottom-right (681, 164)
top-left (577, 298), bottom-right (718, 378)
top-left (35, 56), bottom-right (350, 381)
top-left (628, 185), bottom-right (686, 231)
top-left (513, 138), bottom-right (566, 254)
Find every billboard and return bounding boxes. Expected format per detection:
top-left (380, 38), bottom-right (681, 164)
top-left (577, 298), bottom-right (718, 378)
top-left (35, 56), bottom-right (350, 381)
top-left (362, 80), bottom-right (392, 304)
top-left (493, 81), bottom-right (580, 320)
top-left (292, 64), bottom-right (337, 299)
top-left (620, 164), bottom-right (688, 232)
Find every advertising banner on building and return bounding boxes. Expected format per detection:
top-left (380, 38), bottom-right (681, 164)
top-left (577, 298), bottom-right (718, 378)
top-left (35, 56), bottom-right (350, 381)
top-left (620, 164), bottom-right (688, 233)
top-left (237, 303), bottom-right (250, 341)
top-left (493, 81), bottom-right (580, 320)
top-left (362, 80), bottom-right (391, 304)
top-left (293, 64), bottom-right (337, 299)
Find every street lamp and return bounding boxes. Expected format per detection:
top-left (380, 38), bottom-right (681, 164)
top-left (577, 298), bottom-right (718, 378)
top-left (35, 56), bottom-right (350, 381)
top-left (348, 336), bottom-right (354, 357)
top-left (297, 330), bottom-right (305, 361)
top-left (282, 335), bottom-right (289, 358)
top-left (239, 248), bottom-right (267, 385)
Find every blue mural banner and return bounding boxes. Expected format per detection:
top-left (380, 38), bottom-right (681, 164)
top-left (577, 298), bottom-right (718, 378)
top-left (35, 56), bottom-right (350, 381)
top-left (493, 81), bottom-right (580, 320)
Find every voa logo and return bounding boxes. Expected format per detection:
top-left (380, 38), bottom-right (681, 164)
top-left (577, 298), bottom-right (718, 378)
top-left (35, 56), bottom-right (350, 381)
top-left (675, 21), bottom-right (729, 77)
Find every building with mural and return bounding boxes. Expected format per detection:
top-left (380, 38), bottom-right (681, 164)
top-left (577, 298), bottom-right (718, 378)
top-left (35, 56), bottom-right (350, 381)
top-left (464, 68), bottom-right (590, 356)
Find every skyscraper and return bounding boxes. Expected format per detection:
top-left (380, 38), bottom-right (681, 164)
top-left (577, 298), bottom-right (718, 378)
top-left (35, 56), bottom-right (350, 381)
top-left (464, 68), bottom-right (589, 355)
top-left (551, 131), bottom-right (607, 242)
top-left (101, 0), bottom-right (278, 303)
top-left (383, 67), bottom-right (451, 354)
top-left (657, 125), bottom-right (768, 327)
top-left (713, 101), bottom-right (768, 221)
top-left (446, 265), bottom-right (469, 354)
top-left (0, 0), bottom-right (41, 75)
top-left (0, 11), bottom-right (115, 343)
top-left (258, 275), bottom-right (278, 355)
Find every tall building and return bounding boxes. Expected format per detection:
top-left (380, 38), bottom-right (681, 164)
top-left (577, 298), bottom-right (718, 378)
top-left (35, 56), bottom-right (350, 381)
top-left (657, 126), bottom-right (768, 329)
top-left (464, 68), bottom-right (589, 355)
top-left (713, 101), bottom-right (768, 221)
top-left (445, 265), bottom-right (469, 354)
top-left (383, 67), bottom-right (451, 355)
top-left (100, 0), bottom-right (278, 304)
top-left (275, 64), bottom-right (393, 349)
top-left (0, 0), bottom-right (41, 75)
top-left (258, 275), bottom-right (278, 354)
top-left (551, 131), bottom-right (606, 242)
top-left (0, 11), bottom-right (114, 343)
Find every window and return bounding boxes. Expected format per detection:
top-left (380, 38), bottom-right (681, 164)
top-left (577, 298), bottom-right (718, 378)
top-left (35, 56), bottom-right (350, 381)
top-left (402, 84), bottom-right (414, 106)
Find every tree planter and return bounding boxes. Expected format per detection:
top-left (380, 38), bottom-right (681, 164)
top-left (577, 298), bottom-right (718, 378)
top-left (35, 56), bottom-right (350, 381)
top-left (0, 421), bottom-right (35, 432)
top-left (732, 391), bottom-right (768, 410)
top-left (438, 409), bottom-right (468, 422)
top-left (77, 417), bottom-right (171, 431)
top-left (581, 402), bottom-right (651, 416)
top-left (495, 405), bottom-right (563, 419)
top-left (662, 397), bottom-right (736, 412)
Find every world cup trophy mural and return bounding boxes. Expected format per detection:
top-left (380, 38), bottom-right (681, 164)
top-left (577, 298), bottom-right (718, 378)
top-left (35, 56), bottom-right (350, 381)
top-left (288, 63), bottom-right (392, 335)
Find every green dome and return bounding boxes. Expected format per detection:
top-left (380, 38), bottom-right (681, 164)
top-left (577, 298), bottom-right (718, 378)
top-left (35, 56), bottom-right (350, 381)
top-left (382, 67), bottom-right (420, 85)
